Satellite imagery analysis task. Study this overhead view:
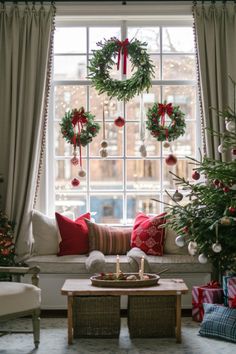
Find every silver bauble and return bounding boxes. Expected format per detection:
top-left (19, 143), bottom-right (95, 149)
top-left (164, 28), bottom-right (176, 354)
top-left (78, 168), bottom-right (86, 178)
top-left (198, 253), bottom-right (208, 264)
top-left (99, 148), bottom-right (108, 158)
top-left (212, 242), bottom-right (222, 253)
top-left (226, 120), bottom-right (236, 132)
top-left (175, 235), bottom-right (185, 248)
top-left (218, 144), bottom-right (227, 154)
top-left (188, 241), bottom-right (198, 256)
top-left (100, 140), bottom-right (108, 148)
top-left (173, 190), bottom-right (183, 202)
top-left (139, 144), bottom-right (147, 158)
top-left (163, 141), bottom-right (170, 149)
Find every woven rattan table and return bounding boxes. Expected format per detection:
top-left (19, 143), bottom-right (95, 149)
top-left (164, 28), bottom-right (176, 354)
top-left (61, 278), bottom-right (188, 344)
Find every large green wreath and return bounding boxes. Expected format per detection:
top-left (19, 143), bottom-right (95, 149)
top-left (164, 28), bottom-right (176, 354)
top-left (60, 107), bottom-right (100, 147)
top-left (146, 102), bottom-right (186, 142)
top-left (88, 37), bottom-right (155, 101)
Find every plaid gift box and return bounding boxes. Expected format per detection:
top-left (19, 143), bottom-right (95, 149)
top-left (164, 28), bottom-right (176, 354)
top-left (222, 275), bottom-right (236, 306)
top-left (227, 277), bottom-right (236, 308)
top-left (192, 281), bottom-right (224, 322)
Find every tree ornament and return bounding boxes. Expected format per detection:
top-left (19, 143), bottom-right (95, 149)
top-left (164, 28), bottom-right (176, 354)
top-left (146, 101), bottom-right (185, 142)
top-left (218, 144), bottom-right (227, 154)
top-left (226, 120), bottom-right (236, 132)
top-left (163, 141), bottom-right (170, 148)
top-left (175, 235), bottom-right (185, 247)
top-left (139, 143), bottom-right (147, 158)
top-left (172, 189), bottom-right (183, 202)
top-left (100, 140), bottom-right (108, 148)
top-left (71, 178), bottom-right (80, 187)
top-left (100, 148), bottom-right (108, 158)
top-left (78, 168), bottom-right (86, 178)
top-left (188, 241), bottom-right (198, 256)
top-left (114, 116), bottom-right (125, 127)
top-left (230, 183), bottom-right (236, 190)
top-left (223, 186), bottom-right (230, 193)
top-left (213, 179), bottom-right (220, 186)
top-left (228, 206), bottom-right (236, 215)
top-left (88, 37), bottom-right (155, 101)
top-left (232, 148), bottom-right (236, 159)
top-left (220, 216), bottom-right (231, 225)
top-left (192, 170), bottom-right (200, 180)
top-left (212, 242), bottom-right (222, 253)
top-left (165, 153), bottom-right (177, 166)
top-left (198, 253), bottom-right (208, 264)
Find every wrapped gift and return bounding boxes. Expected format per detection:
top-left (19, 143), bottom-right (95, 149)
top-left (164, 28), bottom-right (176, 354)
top-left (192, 281), bottom-right (224, 322)
top-left (227, 277), bottom-right (236, 308)
top-left (222, 275), bottom-right (236, 306)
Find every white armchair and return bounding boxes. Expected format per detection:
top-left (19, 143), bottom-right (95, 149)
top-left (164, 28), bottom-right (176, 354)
top-left (0, 266), bottom-right (41, 348)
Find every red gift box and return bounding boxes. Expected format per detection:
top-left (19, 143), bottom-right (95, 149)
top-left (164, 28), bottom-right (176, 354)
top-left (227, 277), bottom-right (236, 308)
top-left (192, 281), bottom-right (224, 322)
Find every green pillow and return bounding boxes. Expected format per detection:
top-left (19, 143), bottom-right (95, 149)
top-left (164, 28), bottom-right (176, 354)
top-left (199, 303), bottom-right (236, 343)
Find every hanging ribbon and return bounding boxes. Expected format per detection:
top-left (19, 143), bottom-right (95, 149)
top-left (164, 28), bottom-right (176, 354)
top-left (71, 107), bottom-right (87, 169)
top-left (116, 38), bottom-right (129, 75)
top-left (158, 103), bottom-right (173, 126)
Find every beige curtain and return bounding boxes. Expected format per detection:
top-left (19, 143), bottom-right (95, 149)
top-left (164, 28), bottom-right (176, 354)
top-left (193, 2), bottom-right (236, 160)
top-left (0, 3), bottom-right (55, 259)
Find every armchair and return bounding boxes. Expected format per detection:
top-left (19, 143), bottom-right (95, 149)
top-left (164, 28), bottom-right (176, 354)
top-left (0, 266), bottom-right (41, 348)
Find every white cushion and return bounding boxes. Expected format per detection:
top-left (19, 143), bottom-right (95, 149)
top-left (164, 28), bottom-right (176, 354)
top-left (0, 282), bottom-right (41, 316)
top-left (31, 210), bottom-right (59, 255)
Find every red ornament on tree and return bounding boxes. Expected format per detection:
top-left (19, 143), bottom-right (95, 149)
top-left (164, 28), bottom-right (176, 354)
top-left (192, 170), bottom-right (200, 180)
top-left (71, 178), bottom-right (80, 187)
top-left (223, 186), bottom-right (230, 193)
top-left (213, 179), bottom-right (220, 186)
top-left (114, 116), bottom-right (125, 127)
top-left (229, 206), bottom-right (236, 214)
top-left (165, 154), bottom-right (177, 166)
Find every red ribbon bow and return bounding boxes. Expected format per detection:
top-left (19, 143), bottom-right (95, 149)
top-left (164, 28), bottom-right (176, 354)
top-left (117, 38), bottom-right (129, 75)
top-left (158, 103), bottom-right (174, 126)
top-left (71, 107), bottom-right (87, 126)
top-left (204, 281), bottom-right (220, 289)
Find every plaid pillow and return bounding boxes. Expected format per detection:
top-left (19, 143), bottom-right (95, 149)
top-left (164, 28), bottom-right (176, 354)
top-left (199, 303), bottom-right (236, 343)
top-left (85, 219), bottom-right (132, 255)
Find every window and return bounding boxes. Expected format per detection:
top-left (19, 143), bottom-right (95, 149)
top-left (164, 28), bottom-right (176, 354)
top-left (47, 19), bottom-right (199, 225)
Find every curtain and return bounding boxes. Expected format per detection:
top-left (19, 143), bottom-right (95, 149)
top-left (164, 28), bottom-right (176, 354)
top-left (193, 2), bottom-right (236, 160)
top-left (0, 3), bottom-right (56, 259)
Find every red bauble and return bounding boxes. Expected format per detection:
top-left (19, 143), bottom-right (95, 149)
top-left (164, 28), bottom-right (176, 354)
top-left (114, 116), bottom-right (125, 127)
top-left (223, 186), bottom-right (230, 193)
top-left (71, 178), bottom-right (80, 187)
top-left (182, 226), bottom-right (189, 234)
top-left (165, 154), bottom-right (177, 166)
top-left (229, 206), bottom-right (236, 214)
top-left (192, 171), bottom-right (200, 180)
top-left (213, 179), bottom-right (220, 186)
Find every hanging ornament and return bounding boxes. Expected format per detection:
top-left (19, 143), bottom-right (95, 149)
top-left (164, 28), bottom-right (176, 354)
top-left (78, 168), bottom-right (86, 178)
top-left (175, 235), bottom-right (185, 248)
top-left (188, 241), bottom-right (198, 256)
top-left (230, 183), bottom-right (236, 191)
top-left (139, 144), bottom-right (147, 158)
top-left (220, 216), bottom-right (231, 225)
top-left (172, 190), bottom-right (183, 202)
top-left (218, 144), bottom-right (227, 154)
top-left (114, 116), bottom-right (125, 127)
top-left (192, 170), bottom-right (200, 180)
top-left (223, 186), bottom-right (230, 193)
top-left (163, 141), bottom-right (170, 149)
top-left (198, 253), bottom-right (208, 264)
top-left (99, 103), bottom-right (108, 158)
top-left (228, 206), bottom-right (236, 215)
top-left (71, 148), bottom-right (79, 166)
top-left (226, 120), bottom-right (236, 132)
top-left (71, 178), bottom-right (80, 187)
top-left (232, 148), bottom-right (236, 159)
top-left (165, 153), bottom-right (177, 166)
top-left (212, 223), bottom-right (222, 253)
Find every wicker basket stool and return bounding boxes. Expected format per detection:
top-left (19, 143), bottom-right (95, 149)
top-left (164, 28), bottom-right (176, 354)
top-left (73, 296), bottom-right (120, 338)
top-left (128, 295), bottom-right (176, 338)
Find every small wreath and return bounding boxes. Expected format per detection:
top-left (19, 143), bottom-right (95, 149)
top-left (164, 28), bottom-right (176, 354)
top-left (146, 102), bottom-right (186, 142)
top-left (88, 37), bottom-right (155, 101)
top-left (60, 107), bottom-right (100, 147)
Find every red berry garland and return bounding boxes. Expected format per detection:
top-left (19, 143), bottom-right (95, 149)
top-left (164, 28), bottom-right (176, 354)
top-left (146, 102), bottom-right (185, 142)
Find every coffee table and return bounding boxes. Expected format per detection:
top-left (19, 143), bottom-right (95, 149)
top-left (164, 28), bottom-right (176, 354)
top-left (61, 278), bottom-right (188, 344)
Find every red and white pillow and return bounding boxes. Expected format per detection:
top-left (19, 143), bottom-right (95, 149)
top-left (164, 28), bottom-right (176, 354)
top-left (131, 212), bottom-right (166, 256)
top-left (56, 212), bottom-right (91, 256)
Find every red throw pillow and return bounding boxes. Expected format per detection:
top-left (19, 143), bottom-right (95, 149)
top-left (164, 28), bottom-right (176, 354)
top-left (131, 212), bottom-right (166, 256)
top-left (56, 212), bottom-right (90, 256)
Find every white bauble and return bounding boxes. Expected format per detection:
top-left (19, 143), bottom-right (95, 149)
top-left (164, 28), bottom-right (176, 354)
top-left (100, 140), bottom-right (108, 148)
top-left (218, 144), bottom-right (227, 154)
top-left (212, 242), bottom-right (222, 253)
top-left (99, 148), bottom-right (108, 158)
top-left (226, 120), bottom-right (236, 132)
top-left (175, 235), bottom-right (185, 248)
top-left (198, 253), bottom-right (208, 264)
top-left (188, 241), bottom-right (198, 256)
top-left (230, 183), bottom-right (236, 191)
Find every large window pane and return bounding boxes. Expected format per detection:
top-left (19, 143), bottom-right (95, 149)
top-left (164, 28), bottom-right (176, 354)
top-left (55, 194), bottom-right (87, 220)
top-left (55, 160), bottom-right (87, 190)
top-left (54, 55), bottom-right (87, 80)
top-left (128, 27), bottom-right (160, 52)
top-left (90, 195), bottom-right (123, 223)
top-left (163, 27), bottom-right (194, 53)
top-left (55, 85), bottom-right (87, 121)
top-left (163, 85), bottom-right (196, 119)
top-left (89, 27), bottom-right (121, 52)
top-left (54, 27), bottom-right (86, 54)
top-left (127, 194), bottom-right (161, 223)
top-left (162, 55), bottom-right (195, 80)
top-left (90, 160), bottom-right (123, 190)
top-left (126, 160), bottom-right (160, 190)
top-left (163, 159), bottom-right (194, 189)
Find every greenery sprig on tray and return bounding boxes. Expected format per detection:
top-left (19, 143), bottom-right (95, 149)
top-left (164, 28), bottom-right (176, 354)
top-left (88, 37), bottom-right (155, 101)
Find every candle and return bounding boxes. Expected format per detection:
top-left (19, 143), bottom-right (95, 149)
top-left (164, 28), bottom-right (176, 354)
top-left (116, 255), bottom-right (120, 278)
top-left (139, 256), bottom-right (144, 280)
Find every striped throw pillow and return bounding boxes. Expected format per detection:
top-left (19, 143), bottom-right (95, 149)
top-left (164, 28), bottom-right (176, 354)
top-left (199, 303), bottom-right (236, 342)
top-left (85, 219), bottom-right (132, 255)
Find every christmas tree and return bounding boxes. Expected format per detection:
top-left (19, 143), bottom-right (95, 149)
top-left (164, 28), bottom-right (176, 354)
top-left (157, 77), bottom-right (236, 280)
top-left (0, 176), bottom-right (15, 266)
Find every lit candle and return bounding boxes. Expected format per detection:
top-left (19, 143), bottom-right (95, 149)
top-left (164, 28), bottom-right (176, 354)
top-left (140, 256), bottom-right (144, 280)
top-left (116, 255), bottom-right (120, 278)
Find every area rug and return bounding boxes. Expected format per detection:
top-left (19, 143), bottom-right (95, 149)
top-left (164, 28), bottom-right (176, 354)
top-left (0, 317), bottom-right (235, 354)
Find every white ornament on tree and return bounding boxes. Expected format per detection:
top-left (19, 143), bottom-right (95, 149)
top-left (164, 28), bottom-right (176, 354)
top-left (175, 235), bottom-right (185, 248)
top-left (198, 253), bottom-right (208, 264)
top-left (188, 241), bottom-right (198, 256)
top-left (212, 242), bottom-right (222, 253)
top-left (218, 144), bottom-right (227, 154)
top-left (226, 120), bottom-right (236, 132)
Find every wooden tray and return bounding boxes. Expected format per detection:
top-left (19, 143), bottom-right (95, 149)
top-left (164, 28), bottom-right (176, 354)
top-left (90, 273), bottom-right (160, 288)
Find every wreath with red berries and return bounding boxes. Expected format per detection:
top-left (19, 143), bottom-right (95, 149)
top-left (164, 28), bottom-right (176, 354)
top-left (146, 102), bottom-right (186, 142)
top-left (60, 107), bottom-right (100, 147)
